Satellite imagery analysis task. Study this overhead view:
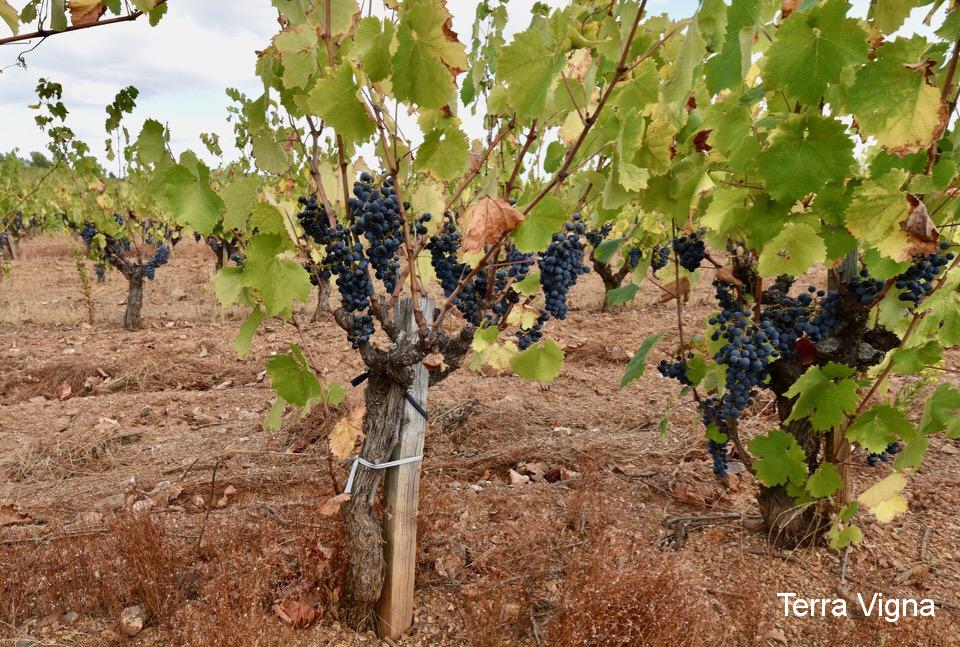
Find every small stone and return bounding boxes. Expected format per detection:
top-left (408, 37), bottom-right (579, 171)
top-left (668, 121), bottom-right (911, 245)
top-left (28, 396), bottom-right (47, 404)
top-left (14, 635), bottom-right (39, 647)
top-left (119, 605), bottom-right (146, 636)
top-left (62, 611), bottom-right (79, 623)
top-left (170, 288), bottom-right (187, 300)
top-left (75, 511), bottom-right (104, 526)
top-left (469, 484), bottom-right (482, 493)
top-left (131, 499), bottom-right (154, 515)
top-left (52, 416), bottom-right (71, 433)
top-left (763, 628), bottom-right (788, 646)
top-left (552, 426), bottom-right (572, 435)
top-left (508, 469), bottom-right (530, 486)
top-left (139, 405), bottom-right (153, 417)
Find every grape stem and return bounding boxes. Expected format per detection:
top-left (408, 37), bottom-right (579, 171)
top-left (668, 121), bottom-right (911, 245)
top-left (0, 1), bottom-right (168, 47)
top-left (505, 120), bottom-right (539, 195)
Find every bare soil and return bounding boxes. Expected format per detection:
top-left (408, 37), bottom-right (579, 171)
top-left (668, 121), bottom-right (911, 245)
top-left (1, 234), bottom-right (959, 646)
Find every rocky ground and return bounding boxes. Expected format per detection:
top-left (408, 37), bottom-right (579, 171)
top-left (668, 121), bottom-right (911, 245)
top-left (1, 234), bottom-right (958, 646)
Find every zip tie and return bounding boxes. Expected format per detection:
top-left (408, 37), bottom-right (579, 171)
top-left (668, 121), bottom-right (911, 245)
top-left (343, 454), bottom-right (424, 494)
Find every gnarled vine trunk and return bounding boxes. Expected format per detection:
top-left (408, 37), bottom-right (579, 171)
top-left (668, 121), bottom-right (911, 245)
top-left (312, 277), bottom-right (332, 321)
top-left (123, 270), bottom-right (145, 331)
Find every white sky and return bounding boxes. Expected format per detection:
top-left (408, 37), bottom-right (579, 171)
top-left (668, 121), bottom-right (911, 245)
top-left (0, 0), bottom-right (940, 168)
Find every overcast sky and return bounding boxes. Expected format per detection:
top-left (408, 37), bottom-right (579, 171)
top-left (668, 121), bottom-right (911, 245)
top-left (0, 0), bottom-right (939, 168)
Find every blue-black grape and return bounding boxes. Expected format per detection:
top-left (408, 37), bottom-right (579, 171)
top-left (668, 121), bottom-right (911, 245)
top-left (516, 309), bottom-right (549, 350)
top-left (672, 230), bottom-right (705, 272)
top-left (585, 222), bottom-right (612, 247)
top-left (896, 242), bottom-right (955, 305)
top-left (625, 247), bottom-right (642, 270)
top-left (538, 214), bottom-right (590, 320)
top-left (708, 439), bottom-right (729, 476)
top-left (650, 245), bottom-right (669, 272)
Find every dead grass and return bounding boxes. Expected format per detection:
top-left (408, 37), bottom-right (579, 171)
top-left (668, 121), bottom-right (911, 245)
top-left (0, 426), bottom-right (137, 482)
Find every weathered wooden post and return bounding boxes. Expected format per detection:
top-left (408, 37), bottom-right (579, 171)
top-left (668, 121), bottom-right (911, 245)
top-left (377, 296), bottom-right (432, 639)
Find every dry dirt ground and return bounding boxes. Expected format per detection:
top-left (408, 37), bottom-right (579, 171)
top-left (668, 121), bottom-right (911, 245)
top-left (1, 234), bottom-right (959, 646)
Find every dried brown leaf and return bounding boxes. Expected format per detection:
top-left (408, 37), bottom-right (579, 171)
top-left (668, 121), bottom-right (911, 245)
top-left (319, 492), bottom-right (350, 516)
top-left (329, 405), bottom-right (365, 460)
top-left (461, 197), bottom-right (524, 256)
top-left (714, 267), bottom-right (743, 287)
top-left (57, 380), bottom-right (72, 400)
top-left (273, 600), bottom-right (319, 628)
top-left (69, 1), bottom-right (106, 27)
top-left (0, 504), bottom-right (33, 526)
top-left (657, 276), bottom-right (690, 303)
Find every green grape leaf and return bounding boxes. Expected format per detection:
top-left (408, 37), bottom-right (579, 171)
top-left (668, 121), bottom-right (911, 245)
top-left (756, 222), bottom-right (826, 277)
top-left (267, 349), bottom-right (322, 408)
top-left (828, 522), bottom-right (863, 549)
top-left (891, 340), bottom-right (942, 375)
top-left (635, 120), bottom-right (676, 176)
top-left (916, 285), bottom-right (960, 347)
top-left (844, 170), bottom-right (911, 260)
top-left (220, 176), bottom-right (261, 231)
top-left (50, 0), bottom-right (66, 31)
top-left (214, 266), bottom-right (246, 307)
top-left (783, 362), bottom-right (858, 431)
top-left (392, 0), bottom-right (466, 109)
top-left (847, 36), bottom-right (947, 156)
top-left (153, 162), bottom-right (224, 236)
top-left (918, 383), bottom-right (960, 436)
top-left (273, 25), bottom-right (319, 90)
top-left (870, 0), bottom-right (922, 34)
top-left (764, 0), bottom-right (868, 105)
top-left (806, 462), bottom-right (843, 497)
top-left (621, 332), bottom-right (664, 388)
top-left (135, 119), bottom-right (169, 166)
top-left (857, 472), bottom-right (909, 523)
top-left (513, 271), bottom-right (541, 295)
top-left (299, 63), bottom-right (375, 145)
top-left (251, 131), bottom-right (290, 174)
top-left (606, 283), bottom-right (638, 307)
top-left (594, 237), bottom-right (623, 263)
top-left (513, 195), bottom-right (568, 252)
top-left (846, 404), bottom-right (912, 453)
top-left (759, 114), bottom-right (855, 202)
top-left (414, 123), bottom-right (468, 180)
top-left (264, 396), bottom-right (286, 430)
top-left (748, 429), bottom-right (809, 487)
top-left (353, 16), bottom-right (394, 83)
top-left (698, 0), bottom-right (728, 52)
top-left (240, 234), bottom-right (312, 315)
top-left (235, 305), bottom-right (267, 357)
top-left (663, 22), bottom-right (706, 106)
top-left (249, 202), bottom-right (287, 236)
top-left (704, 0), bottom-right (759, 93)
top-left (496, 28), bottom-right (566, 118)
top-left (511, 339), bottom-right (564, 382)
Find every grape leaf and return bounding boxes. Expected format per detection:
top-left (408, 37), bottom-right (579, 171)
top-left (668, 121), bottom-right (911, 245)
top-left (273, 25), bottom-right (319, 90)
top-left (857, 472), bottom-right (909, 523)
top-left (234, 305), bottom-right (266, 357)
top-left (759, 114), bottom-right (855, 202)
top-left (844, 170), bottom-right (912, 261)
top-left (240, 234), bottom-right (312, 315)
top-left (606, 283), bottom-right (638, 307)
top-left (764, 0), bottom-right (868, 105)
top-left (847, 36), bottom-right (947, 156)
top-left (511, 339), bottom-right (564, 382)
top-left (134, 119), bottom-right (169, 166)
top-left (267, 351), bottom-right (323, 408)
top-left (214, 266), bottom-right (246, 307)
top-left (392, 0), bottom-right (467, 109)
top-left (621, 332), bottom-right (663, 387)
top-left (846, 404), bottom-right (912, 453)
top-left (704, 0), bottom-right (759, 93)
top-left (513, 195), bottom-right (567, 253)
top-left (917, 383), bottom-right (960, 437)
top-left (783, 362), bottom-right (858, 431)
top-left (748, 429), bottom-right (808, 487)
top-left (870, 0), bottom-right (922, 34)
top-left (353, 17), bottom-right (395, 83)
top-left (153, 162), bottom-right (224, 236)
top-left (414, 123), bottom-right (469, 181)
top-left (299, 63), bottom-right (375, 145)
top-left (220, 176), bottom-right (261, 231)
top-left (50, 0), bottom-right (67, 31)
top-left (806, 462), bottom-right (843, 497)
top-left (496, 28), bottom-right (566, 118)
top-left (756, 222), bottom-right (826, 277)
top-left (891, 340), bottom-right (942, 375)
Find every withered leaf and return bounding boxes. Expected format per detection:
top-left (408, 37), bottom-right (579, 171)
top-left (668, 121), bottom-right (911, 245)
top-left (657, 276), bottom-right (690, 304)
top-left (461, 197), bottom-right (524, 256)
top-left (319, 492), bottom-right (350, 516)
top-left (329, 405), bottom-right (365, 460)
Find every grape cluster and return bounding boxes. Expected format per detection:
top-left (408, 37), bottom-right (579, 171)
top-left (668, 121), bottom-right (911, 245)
top-left (516, 309), bottom-right (549, 350)
top-left (297, 192), bottom-right (376, 348)
top-left (672, 230), bottom-right (705, 272)
top-left (657, 359), bottom-right (691, 385)
top-left (867, 442), bottom-right (901, 467)
top-left (350, 174), bottom-right (406, 294)
top-left (585, 222), bottom-right (612, 247)
top-left (650, 245), bottom-right (669, 272)
top-left (895, 242), bottom-right (955, 305)
top-left (849, 269), bottom-right (883, 304)
top-left (625, 247), bottom-right (642, 270)
top-left (144, 243), bottom-right (170, 280)
top-left (709, 281), bottom-right (778, 425)
top-left (94, 263), bottom-right (106, 282)
top-left (426, 215), bottom-right (478, 320)
top-left (538, 214), bottom-right (590, 320)
top-left (707, 439), bottom-right (729, 476)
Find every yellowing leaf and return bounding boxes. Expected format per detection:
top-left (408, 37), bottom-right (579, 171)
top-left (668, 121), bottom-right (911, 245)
top-left (857, 472), bottom-right (908, 523)
top-left (68, 0), bottom-right (105, 26)
top-left (329, 405), bottom-right (365, 459)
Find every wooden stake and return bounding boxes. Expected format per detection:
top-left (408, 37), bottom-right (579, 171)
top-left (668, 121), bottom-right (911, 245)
top-left (829, 249), bottom-right (858, 506)
top-left (377, 296), bottom-right (433, 639)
